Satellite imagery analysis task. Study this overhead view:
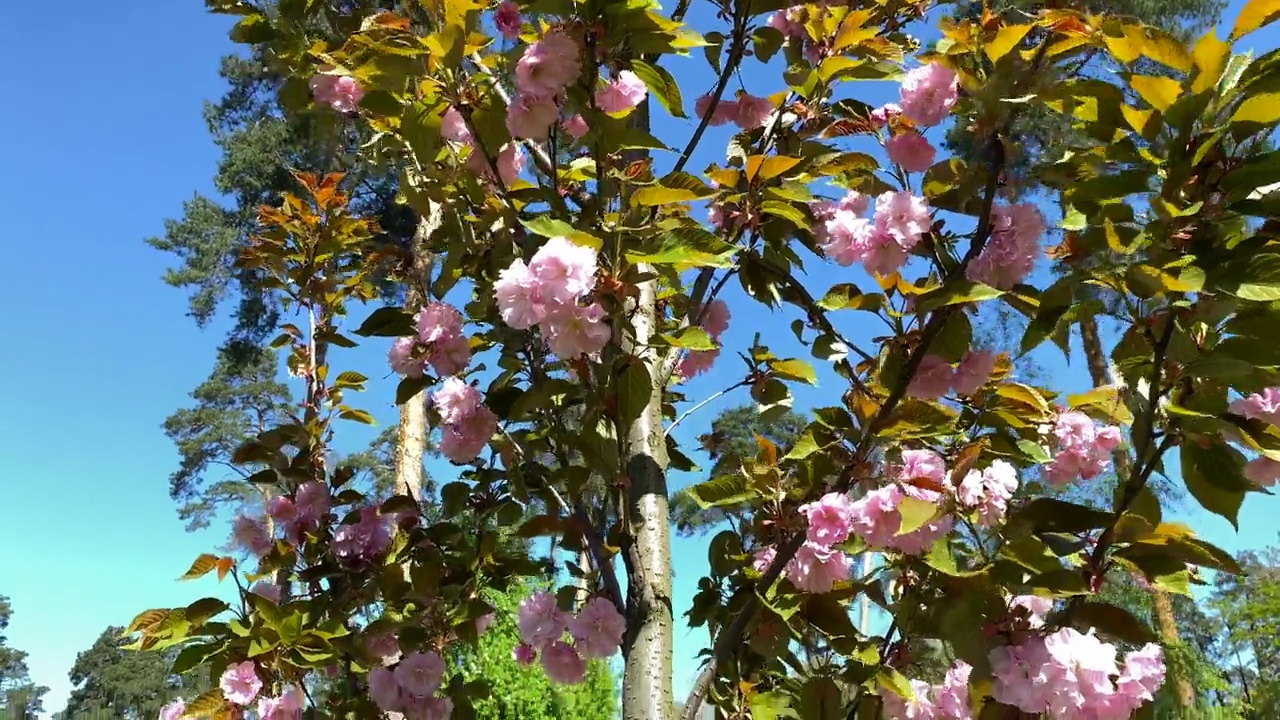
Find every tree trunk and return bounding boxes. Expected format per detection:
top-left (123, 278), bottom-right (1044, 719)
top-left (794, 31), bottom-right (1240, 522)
top-left (620, 271), bottom-right (674, 720)
top-left (1078, 317), bottom-right (1194, 709)
top-left (394, 213), bottom-right (439, 502)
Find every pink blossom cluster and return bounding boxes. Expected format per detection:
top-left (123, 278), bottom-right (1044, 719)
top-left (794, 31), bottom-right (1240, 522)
top-left (886, 130), bottom-right (937, 173)
top-left (595, 70), bottom-right (648, 114)
top-left (159, 699), bottom-right (186, 720)
top-left (331, 506), bottom-right (393, 561)
top-left (494, 236), bottom-right (611, 359)
top-left (898, 63), bottom-right (960, 127)
top-left (957, 460), bottom-right (1019, 527)
top-left (514, 593), bottom-right (626, 684)
top-left (257, 687), bottom-right (305, 720)
top-left (494, 0), bottom-right (521, 40)
top-left (878, 659), bottom-right (974, 719)
top-left (848, 450), bottom-right (956, 555)
top-left (1042, 410), bottom-right (1123, 486)
top-left (750, 542), bottom-right (853, 595)
top-left (765, 6), bottom-right (831, 64)
top-left (431, 377), bottom-right (499, 463)
top-left (219, 660), bottom-right (264, 706)
top-left (369, 650), bottom-right (453, 719)
top-left (309, 70), bottom-right (364, 114)
top-left (989, 629), bottom-right (1165, 719)
top-left (967, 203), bottom-right (1045, 290)
top-left (676, 299), bottom-right (731, 379)
top-left (695, 92), bottom-right (774, 130)
top-left (814, 190), bottom-right (933, 276)
top-left (907, 350), bottom-right (998, 400)
top-left (441, 105), bottom-right (528, 185)
top-left (389, 302), bottom-right (472, 379)
top-left (505, 28), bottom-right (582, 141)
top-left (251, 581), bottom-right (283, 604)
top-left (1010, 594), bottom-right (1055, 628)
top-left (1230, 387), bottom-right (1280, 485)
top-left (266, 480), bottom-right (331, 545)
top-left (232, 514), bottom-right (275, 558)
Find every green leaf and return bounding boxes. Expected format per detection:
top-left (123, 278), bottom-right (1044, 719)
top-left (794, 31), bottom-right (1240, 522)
top-left (615, 359), bottom-right (651, 427)
top-left (661, 327), bottom-right (716, 350)
top-left (783, 430), bottom-right (823, 460)
top-left (229, 13), bottom-right (276, 43)
top-left (896, 497), bottom-right (939, 535)
top-left (875, 667), bottom-right (916, 700)
top-left (1130, 74), bottom-right (1181, 110)
top-left (985, 24), bottom-right (1032, 62)
top-left (761, 200), bottom-right (808, 228)
top-left (180, 554), bottom-right (220, 581)
top-left (1075, 601), bottom-right (1157, 644)
top-left (1232, 92), bottom-right (1280, 124)
top-left (402, 99), bottom-right (446, 165)
top-left (185, 597), bottom-right (231, 626)
top-left (354, 306), bottom-right (415, 337)
top-left (914, 278), bottom-right (1004, 313)
top-left (515, 514), bottom-right (563, 538)
top-left (629, 59), bottom-right (686, 118)
top-left (396, 376), bottom-right (433, 405)
top-left (1009, 498), bottom-right (1114, 533)
top-left (339, 408), bottom-right (376, 425)
top-left (333, 371), bottom-right (368, 389)
top-left (686, 475), bottom-right (755, 509)
top-left (770, 358), bottom-right (818, 385)
top-left (441, 482), bottom-right (470, 518)
top-left (520, 218), bottom-right (603, 249)
top-left (1181, 441), bottom-right (1250, 528)
top-left (750, 692), bottom-right (798, 720)
top-left (818, 284), bottom-right (883, 312)
top-left (170, 641), bottom-right (226, 675)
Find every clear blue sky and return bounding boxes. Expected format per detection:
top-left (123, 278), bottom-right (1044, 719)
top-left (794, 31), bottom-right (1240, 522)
top-left (1, 1), bottom-right (1278, 717)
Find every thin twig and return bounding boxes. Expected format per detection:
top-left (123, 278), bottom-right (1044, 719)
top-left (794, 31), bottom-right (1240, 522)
top-left (666, 380), bottom-right (750, 437)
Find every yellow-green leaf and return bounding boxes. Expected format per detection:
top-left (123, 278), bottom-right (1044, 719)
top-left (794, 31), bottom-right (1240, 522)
top-left (1103, 26), bottom-right (1143, 64)
top-left (1130, 75), bottom-right (1181, 111)
top-left (1191, 30), bottom-right (1231, 94)
top-left (770, 358), bottom-right (818, 385)
top-left (1232, 92), bottom-right (1280, 124)
top-left (747, 155), bottom-right (802, 182)
top-left (1120, 104), bottom-right (1155, 135)
top-left (985, 24), bottom-right (1032, 62)
top-left (832, 9), bottom-right (877, 51)
top-left (632, 187), bottom-right (705, 205)
top-left (897, 497), bottom-right (939, 535)
top-left (1231, 0), bottom-right (1280, 39)
top-left (1140, 28), bottom-right (1193, 71)
top-left (181, 554), bottom-right (220, 581)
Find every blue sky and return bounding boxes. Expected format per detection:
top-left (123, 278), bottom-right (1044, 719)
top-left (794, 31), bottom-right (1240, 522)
top-left (1, 0), bottom-right (1279, 716)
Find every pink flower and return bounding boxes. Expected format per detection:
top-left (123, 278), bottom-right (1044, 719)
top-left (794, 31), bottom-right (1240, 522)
top-left (1043, 410), bottom-right (1122, 486)
top-left (989, 636), bottom-right (1053, 713)
top-left (785, 542), bottom-right (851, 593)
top-left (767, 7), bottom-right (807, 39)
top-left (957, 460), bottom-right (1019, 527)
top-left (331, 506), bottom-right (392, 560)
top-left (677, 348), bottom-right (719, 379)
top-left (494, 259), bottom-right (543, 329)
top-left (907, 355), bottom-right (954, 399)
top-left (267, 495), bottom-right (297, 526)
top-left (494, 0), bottom-right (521, 40)
top-left (952, 350), bottom-right (996, 395)
top-left (366, 632), bottom-right (402, 666)
top-left (219, 661), bottom-right (262, 706)
top-left (309, 72), bottom-right (365, 114)
top-left (562, 114), bottom-right (589, 139)
top-left (506, 93), bottom-right (560, 140)
top-left (441, 107), bottom-right (472, 144)
top-left (159, 700), bottom-right (185, 720)
top-left (257, 687), bottom-right (304, 720)
top-left (368, 666), bottom-right (402, 710)
top-left (433, 377), bottom-right (483, 426)
top-left (733, 94), bottom-right (773, 129)
top-left (1244, 456), bottom-right (1280, 486)
top-left (440, 403), bottom-right (497, 463)
top-left (296, 481), bottom-right (329, 524)
top-left (879, 678), bottom-right (937, 719)
top-left (1117, 643), bottom-right (1165, 704)
top-left (530, 236), bottom-right (599, 303)
top-left (899, 62), bottom-right (959, 126)
top-left (870, 102), bottom-right (902, 126)
top-left (232, 515), bottom-right (273, 557)
top-left (569, 597), bottom-right (626, 658)
top-left (752, 546), bottom-right (777, 573)
top-left (898, 449), bottom-right (948, 485)
top-left (886, 130), bottom-right (936, 172)
top-left (540, 641), bottom-right (587, 684)
top-left (695, 95), bottom-right (737, 126)
top-left (798, 492), bottom-right (856, 546)
top-left (1009, 594), bottom-right (1054, 627)
top-left (544, 302), bottom-right (611, 358)
top-left (496, 142), bottom-right (526, 185)
top-left (1230, 387), bottom-right (1280, 426)
top-left (513, 643), bottom-right (538, 665)
top-left (419, 696), bottom-right (455, 720)
top-left (700, 299), bottom-right (731, 339)
top-left (935, 660), bottom-right (973, 719)
top-left (967, 203), bottom-right (1043, 290)
top-left (250, 581), bottom-right (282, 604)
top-left (849, 485), bottom-right (953, 555)
top-left (389, 336), bottom-right (425, 377)
top-left (518, 592), bottom-right (567, 649)
top-left (596, 69), bottom-right (647, 113)
top-left (476, 612), bottom-right (496, 635)
top-left (396, 651), bottom-right (446, 698)
top-left (515, 30), bottom-right (582, 100)
top-left (873, 191), bottom-right (931, 250)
